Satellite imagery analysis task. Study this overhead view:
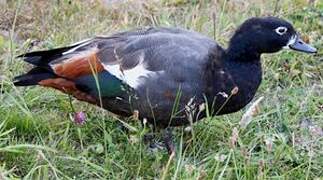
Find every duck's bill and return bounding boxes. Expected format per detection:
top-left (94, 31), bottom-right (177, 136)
top-left (289, 37), bottom-right (317, 54)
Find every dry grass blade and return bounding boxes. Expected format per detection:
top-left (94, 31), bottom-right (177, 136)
top-left (0, 75), bottom-right (6, 81)
top-left (239, 96), bottom-right (264, 128)
top-left (132, 110), bottom-right (139, 120)
top-left (300, 119), bottom-right (323, 137)
top-left (161, 151), bottom-right (175, 180)
top-left (0, 173), bottom-right (4, 180)
top-left (230, 127), bottom-right (239, 148)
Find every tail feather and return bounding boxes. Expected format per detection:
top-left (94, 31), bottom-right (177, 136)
top-left (17, 45), bottom-right (79, 67)
top-left (13, 38), bottom-right (99, 91)
top-left (13, 67), bottom-right (57, 86)
top-left (14, 40), bottom-right (92, 86)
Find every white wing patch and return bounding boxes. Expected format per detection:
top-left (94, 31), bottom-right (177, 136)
top-left (102, 52), bottom-right (163, 88)
top-left (63, 38), bottom-right (93, 55)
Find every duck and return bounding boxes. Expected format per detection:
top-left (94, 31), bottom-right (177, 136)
top-left (13, 17), bottom-right (317, 154)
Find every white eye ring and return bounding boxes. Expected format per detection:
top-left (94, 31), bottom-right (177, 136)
top-left (275, 26), bottom-right (288, 35)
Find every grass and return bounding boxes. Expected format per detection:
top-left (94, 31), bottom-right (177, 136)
top-left (0, 0), bottom-right (322, 179)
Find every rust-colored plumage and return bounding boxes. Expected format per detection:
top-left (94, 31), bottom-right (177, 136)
top-left (52, 49), bottom-right (104, 79)
top-left (39, 78), bottom-right (96, 103)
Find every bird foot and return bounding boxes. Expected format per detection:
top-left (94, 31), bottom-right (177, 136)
top-left (163, 128), bottom-right (175, 155)
top-left (143, 128), bottom-right (175, 155)
top-left (144, 133), bottom-right (164, 153)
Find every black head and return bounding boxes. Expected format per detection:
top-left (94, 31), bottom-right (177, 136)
top-left (227, 17), bottom-right (317, 60)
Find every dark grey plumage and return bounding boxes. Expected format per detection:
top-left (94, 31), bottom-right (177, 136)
top-left (14, 17), bottom-right (317, 128)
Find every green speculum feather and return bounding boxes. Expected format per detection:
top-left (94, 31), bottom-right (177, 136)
top-left (76, 71), bottom-right (124, 97)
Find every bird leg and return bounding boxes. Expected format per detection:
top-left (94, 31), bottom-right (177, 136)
top-left (143, 128), bottom-right (164, 152)
top-left (162, 127), bottom-right (175, 155)
top-left (143, 126), bottom-right (175, 155)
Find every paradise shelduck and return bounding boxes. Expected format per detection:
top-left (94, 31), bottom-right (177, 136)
top-left (13, 17), bottom-right (317, 154)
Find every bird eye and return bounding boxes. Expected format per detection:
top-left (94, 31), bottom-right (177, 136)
top-left (275, 26), bottom-right (288, 35)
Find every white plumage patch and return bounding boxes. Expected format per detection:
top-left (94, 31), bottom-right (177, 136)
top-left (102, 52), bottom-right (162, 89)
top-left (63, 38), bottom-right (93, 55)
top-left (283, 35), bottom-right (297, 49)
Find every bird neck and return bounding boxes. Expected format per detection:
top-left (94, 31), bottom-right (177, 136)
top-left (226, 34), bottom-right (261, 62)
top-left (204, 46), bottom-right (263, 115)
